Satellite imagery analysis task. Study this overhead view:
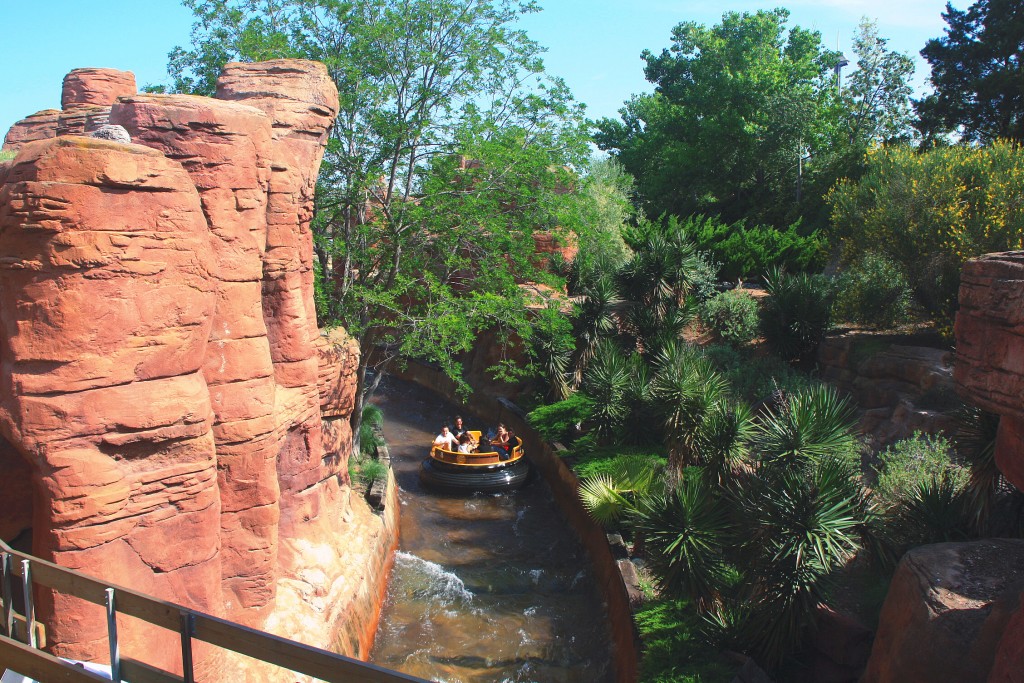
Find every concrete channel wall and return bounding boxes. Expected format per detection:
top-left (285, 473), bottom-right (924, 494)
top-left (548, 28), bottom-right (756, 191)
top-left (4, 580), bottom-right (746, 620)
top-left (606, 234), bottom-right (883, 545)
top-left (389, 360), bottom-right (640, 683)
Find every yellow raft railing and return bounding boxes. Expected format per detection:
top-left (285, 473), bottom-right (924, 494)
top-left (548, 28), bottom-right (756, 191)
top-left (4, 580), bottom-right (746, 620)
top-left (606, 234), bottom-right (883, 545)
top-left (0, 538), bottom-right (427, 683)
top-left (429, 431), bottom-right (524, 466)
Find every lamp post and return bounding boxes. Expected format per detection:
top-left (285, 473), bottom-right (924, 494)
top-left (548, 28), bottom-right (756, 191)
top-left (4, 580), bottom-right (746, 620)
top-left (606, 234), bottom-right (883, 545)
top-left (834, 53), bottom-right (849, 94)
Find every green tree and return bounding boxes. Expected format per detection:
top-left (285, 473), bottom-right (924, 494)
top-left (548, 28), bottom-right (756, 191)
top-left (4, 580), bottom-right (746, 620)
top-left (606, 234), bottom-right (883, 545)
top-left (594, 9), bottom-right (841, 229)
top-left (170, 0), bottom-right (591, 449)
top-left (917, 0), bottom-right (1024, 143)
top-left (841, 19), bottom-right (916, 147)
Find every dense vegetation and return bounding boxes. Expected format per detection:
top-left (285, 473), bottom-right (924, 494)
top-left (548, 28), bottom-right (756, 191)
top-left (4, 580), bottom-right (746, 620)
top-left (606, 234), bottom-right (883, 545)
top-left (170, 0), bottom-right (594, 449)
top-left (167, 0), bottom-right (1024, 679)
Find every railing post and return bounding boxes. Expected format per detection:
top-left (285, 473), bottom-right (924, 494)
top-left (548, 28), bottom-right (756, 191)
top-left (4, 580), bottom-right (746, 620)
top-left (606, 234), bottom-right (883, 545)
top-left (1, 553), bottom-right (12, 638)
top-left (105, 587), bottom-right (121, 682)
top-left (21, 559), bottom-right (35, 648)
top-left (179, 611), bottom-right (195, 683)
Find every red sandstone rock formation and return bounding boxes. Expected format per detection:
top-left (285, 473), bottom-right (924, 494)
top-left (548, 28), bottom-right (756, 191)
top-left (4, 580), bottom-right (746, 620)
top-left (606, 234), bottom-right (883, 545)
top-left (952, 250), bottom-right (1024, 681)
top-left (216, 59), bottom-right (340, 538)
top-left (862, 540), bottom-right (1024, 683)
top-left (0, 136), bottom-right (223, 677)
top-left (62, 68), bottom-right (137, 108)
top-left (2, 68), bottom-right (137, 152)
top-left (0, 61), bottom-right (395, 681)
top-left (109, 92), bottom-right (284, 625)
top-left (2, 110), bottom-right (60, 152)
top-left (955, 251), bottom-right (1024, 491)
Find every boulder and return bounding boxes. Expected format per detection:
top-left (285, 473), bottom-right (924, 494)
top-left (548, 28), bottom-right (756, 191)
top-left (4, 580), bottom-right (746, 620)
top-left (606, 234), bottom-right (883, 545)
top-left (2, 109), bottom-right (59, 152)
top-left (61, 68), bottom-right (137, 108)
top-left (862, 539), bottom-right (1024, 683)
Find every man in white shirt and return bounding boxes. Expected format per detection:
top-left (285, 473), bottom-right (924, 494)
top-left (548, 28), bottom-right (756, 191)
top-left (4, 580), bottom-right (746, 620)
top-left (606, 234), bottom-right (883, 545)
top-left (433, 424), bottom-right (458, 450)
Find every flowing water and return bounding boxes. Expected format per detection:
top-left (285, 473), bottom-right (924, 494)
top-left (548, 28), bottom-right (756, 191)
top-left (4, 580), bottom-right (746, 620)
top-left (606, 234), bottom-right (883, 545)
top-left (369, 378), bottom-right (614, 683)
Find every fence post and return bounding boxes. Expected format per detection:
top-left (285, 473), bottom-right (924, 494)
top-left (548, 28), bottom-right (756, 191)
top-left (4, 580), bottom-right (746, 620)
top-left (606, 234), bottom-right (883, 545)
top-left (21, 559), bottom-right (35, 648)
top-left (179, 611), bottom-right (195, 683)
top-left (0, 553), bottom-right (12, 638)
top-left (105, 587), bottom-right (121, 682)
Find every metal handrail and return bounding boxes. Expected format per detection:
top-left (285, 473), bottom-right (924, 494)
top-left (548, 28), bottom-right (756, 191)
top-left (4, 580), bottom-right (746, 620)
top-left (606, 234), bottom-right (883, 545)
top-left (0, 539), bottom-right (427, 683)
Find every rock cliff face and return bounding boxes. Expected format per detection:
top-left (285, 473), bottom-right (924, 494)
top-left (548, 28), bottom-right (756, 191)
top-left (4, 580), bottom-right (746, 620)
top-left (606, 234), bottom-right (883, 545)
top-left (952, 250), bottom-right (1024, 681)
top-left (865, 251), bottom-right (1024, 682)
top-left (0, 62), bottom-right (396, 680)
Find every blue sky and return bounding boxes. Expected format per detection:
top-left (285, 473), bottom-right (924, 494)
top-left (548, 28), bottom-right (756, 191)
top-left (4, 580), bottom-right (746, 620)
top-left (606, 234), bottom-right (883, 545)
top-left (1, 0), bottom-right (967, 138)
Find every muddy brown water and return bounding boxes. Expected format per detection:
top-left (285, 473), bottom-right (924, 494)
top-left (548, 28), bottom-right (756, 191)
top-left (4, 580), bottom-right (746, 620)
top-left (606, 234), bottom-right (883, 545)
top-left (369, 378), bottom-right (613, 683)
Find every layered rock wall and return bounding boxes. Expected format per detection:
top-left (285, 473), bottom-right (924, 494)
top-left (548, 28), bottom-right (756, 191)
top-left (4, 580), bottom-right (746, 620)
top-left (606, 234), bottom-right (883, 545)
top-left (952, 250), bottom-right (1024, 681)
top-left (0, 62), bottom-right (394, 681)
top-left (0, 137), bottom-right (224, 676)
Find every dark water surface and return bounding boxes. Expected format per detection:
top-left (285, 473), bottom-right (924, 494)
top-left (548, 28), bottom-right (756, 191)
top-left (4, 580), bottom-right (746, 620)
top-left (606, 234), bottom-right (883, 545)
top-left (369, 378), bottom-right (613, 683)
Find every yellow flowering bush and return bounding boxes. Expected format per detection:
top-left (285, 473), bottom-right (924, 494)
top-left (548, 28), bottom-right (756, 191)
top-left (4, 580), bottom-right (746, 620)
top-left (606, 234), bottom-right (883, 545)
top-left (828, 141), bottom-right (1024, 321)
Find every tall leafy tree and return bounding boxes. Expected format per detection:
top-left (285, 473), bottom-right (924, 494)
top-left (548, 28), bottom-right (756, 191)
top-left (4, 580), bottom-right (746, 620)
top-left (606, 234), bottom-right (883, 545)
top-left (169, 0), bottom-right (591, 448)
top-left (917, 0), bottom-right (1024, 143)
top-left (594, 9), bottom-right (841, 229)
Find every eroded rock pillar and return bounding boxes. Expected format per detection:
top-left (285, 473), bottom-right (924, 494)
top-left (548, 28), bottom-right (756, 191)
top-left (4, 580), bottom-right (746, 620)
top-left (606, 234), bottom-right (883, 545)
top-left (216, 60), bottom-right (340, 536)
top-left (0, 137), bottom-right (222, 677)
top-left (109, 94), bottom-right (284, 625)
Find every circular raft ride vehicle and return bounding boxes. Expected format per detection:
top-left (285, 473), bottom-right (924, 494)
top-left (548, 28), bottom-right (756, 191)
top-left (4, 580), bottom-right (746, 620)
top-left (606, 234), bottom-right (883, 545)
top-left (420, 430), bottom-right (531, 493)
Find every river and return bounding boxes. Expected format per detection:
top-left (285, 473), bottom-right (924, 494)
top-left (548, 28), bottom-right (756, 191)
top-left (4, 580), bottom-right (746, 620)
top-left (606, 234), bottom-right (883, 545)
top-left (369, 377), bottom-right (614, 683)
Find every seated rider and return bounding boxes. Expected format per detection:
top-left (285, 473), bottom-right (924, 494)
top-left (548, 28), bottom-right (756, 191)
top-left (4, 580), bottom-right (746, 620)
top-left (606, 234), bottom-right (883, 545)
top-left (452, 415), bottom-right (469, 439)
top-left (433, 425), bottom-right (459, 451)
top-left (457, 432), bottom-right (474, 454)
top-left (492, 423), bottom-right (510, 456)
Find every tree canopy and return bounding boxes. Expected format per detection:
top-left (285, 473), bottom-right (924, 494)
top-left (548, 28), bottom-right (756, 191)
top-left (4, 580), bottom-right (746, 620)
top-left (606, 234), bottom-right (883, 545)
top-left (170, 0), bottom-right (591, 442)
top-left (594, 11), bottom-right (914, 234)
top-left (917, 0), bottom-right (1024, 144)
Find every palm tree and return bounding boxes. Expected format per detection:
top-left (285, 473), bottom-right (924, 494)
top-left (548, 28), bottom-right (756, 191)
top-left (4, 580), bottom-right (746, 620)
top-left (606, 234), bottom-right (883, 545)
top-left (578, 454), bottom-right (667, 525)
top-left (738, 456), bottom-right (869, 669)
top-left (572, 275), bottom-right (622, 386)
top-left (651, 341), bottom-right (729, 485)
top-left (630, 473), bottom-right (733, 611)
top-left (694, 400), bottom-right (755, 486)
top-left (760, 267), bottom-right (834, 362)
top-left (755, 384), bottom-right (859, 466)
top-left (581, 339), bottom-right (632, 443)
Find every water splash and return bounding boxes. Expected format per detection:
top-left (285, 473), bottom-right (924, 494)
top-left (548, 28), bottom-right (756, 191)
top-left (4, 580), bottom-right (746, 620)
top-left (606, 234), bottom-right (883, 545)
top-left (395, 551), bottom-right (473, 606)
top-left (512, 507), bottom-right (527, 534)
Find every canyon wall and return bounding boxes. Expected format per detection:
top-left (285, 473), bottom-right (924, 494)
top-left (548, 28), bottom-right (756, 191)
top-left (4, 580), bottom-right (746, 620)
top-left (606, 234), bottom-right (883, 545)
top-left (864, 251), bottom-right (1024, 682)
top-left (0, 63), bottom-right (397, 680)
top-left (953, 251), bottom-right (1024, 682)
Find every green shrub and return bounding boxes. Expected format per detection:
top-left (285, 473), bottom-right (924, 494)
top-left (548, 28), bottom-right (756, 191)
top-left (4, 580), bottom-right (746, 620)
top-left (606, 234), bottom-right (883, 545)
top-left (829, 141), bottom-right (1024, 325)
top-left (873, 432), bottom-right (968, 510)
top-left (360, 404), bottom-right (385, 457)
top-left (834, 253), bottom-right (912, 329)
top-left (635, 598), bottom-right (740, 683)
top-left (0, 149), bottom-right (14, 162)
top-left (760, 268), bottom-right (834, 361)
top-left (357, 458), bottom-right (388, 486)
top-left (701, 289), bottom-right (760, 347)
top-left (526, 391), bottom-right (594, 443)
top-left (690, 251), bottom-right (721, 304)
top-left (702, 344), bottom-right (816, 403)
top-left (680, 215), bottom-right (827, 281)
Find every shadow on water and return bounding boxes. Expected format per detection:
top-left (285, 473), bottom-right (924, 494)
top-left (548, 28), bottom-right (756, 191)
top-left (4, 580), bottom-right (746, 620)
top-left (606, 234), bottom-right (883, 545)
top-left (369, 377), bottom-right (613, 683)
